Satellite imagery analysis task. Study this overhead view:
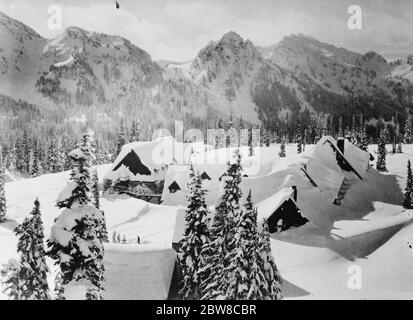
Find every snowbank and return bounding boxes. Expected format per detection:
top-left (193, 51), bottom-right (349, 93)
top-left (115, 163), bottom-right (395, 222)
top-left (103, 244), bottom-right (176, 300)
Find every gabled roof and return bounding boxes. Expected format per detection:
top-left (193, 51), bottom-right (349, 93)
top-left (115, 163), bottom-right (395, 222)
top-left (113, 149), bottom-right (151, 176)
top-left (104, 136), bottom-right (210, 182)
top-left (257, 188), bottom-right (298, 221)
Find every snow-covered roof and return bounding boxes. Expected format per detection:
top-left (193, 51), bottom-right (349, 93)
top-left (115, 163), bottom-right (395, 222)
top-left (257, 188), bottom-right (296, 221)
top-left (104, 136), bottom-right (209, 182)
top-left (161, 163), bottom-right (228, 206)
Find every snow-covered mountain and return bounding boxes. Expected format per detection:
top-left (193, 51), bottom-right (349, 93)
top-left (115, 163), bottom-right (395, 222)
top-left (1, 11), bottom-right (413, 126)
top-left (261, 34), bottom-right (409, 96)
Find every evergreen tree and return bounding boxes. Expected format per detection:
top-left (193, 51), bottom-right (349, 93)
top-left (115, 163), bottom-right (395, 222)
top-left (278, 136), bottom-right (286, 158)
top-left (1, 259), bottom-right (21, 299)
top-left (22, 130), bottom-right (31, 173)
top-left (179, 165), bottom-right (211, 300)
top-left (338, 117), bottom-right (344, 137)
top-left (47, 138), bottom-right (59, 173)
top-left (295, 124), bottom-right (302, 154)
top-left (200, 150), bottom-right (243, 300)
top-left (13, 199), bottom-right (50, 299)
top-left (112, 230), bottom-right (117, 243)
top-left (48, 148), bottom-right (104, 300)
top-left (117, 233), bottom-right (121, 243)
top-left (225, 191), bottom-right (267, 300)
top-left (122, 234), bottom-right (127, 244)
top-left (403, 160), bottom-right (413, 209)
top-left (15, 138), bottom-right (24, 172)
top-left (0, 162), bottom-right (6, 222)
top-left (258, 219), bottom-right (283, 300)
top-left (130, 120), bottom-right (142, 142)
top-left (404, 117), bottom-right (412, 144)
top-left (358, 115), bottom-right (369, 152)
top-left (376, 130), bottom-right (387, 172)
top-left (92, 169), bottom-right (109, 243)
top-left (92, 169), bottom-right (100, 210)
top-left (80, 129), bottom-right (95, 168)
top-left (248, 125), bottom-right (254, 156)
top-left (31, 144), bottom-right (40, 177)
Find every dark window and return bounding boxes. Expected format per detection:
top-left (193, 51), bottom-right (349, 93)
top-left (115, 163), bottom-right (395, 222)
top-left (168, 181), bottom-right (181, 193)
top-left (200, 171), bottom-right (211, 180)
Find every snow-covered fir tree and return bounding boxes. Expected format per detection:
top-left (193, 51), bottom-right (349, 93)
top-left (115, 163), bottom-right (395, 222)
top-left (278, 136), bottom-right (286, 158)
top-left (0, 161), bottom-right (6, 222)
top-left (48, 148), bottom-right (105, 300)
top-left (1, 259), bottom-right (21, 299)
top-left (198, 197), bottom-right (226, 300)
top-left (116, 119), bottom-right (127, 156)
top-left (22, 129), bottom-right (31, 173)
top-left (80, 129), bottom-right (95, 168)
top-left (92, 169), bottom-right (109, 243)
top-left (112, 230), bottom-right (117, 243)
top-left (130, 119), bottom-right (142, 142)
top-left (179, 165), bottom-right (211, 300)
top-left (338, 117), bottom-right (344, 137)
top-left (31, 145), bottom-right (40, 177)
top-left (13, 199), bottom-right (50, 299)
top-left (376, 130), bottom-right (387, 172)
top-left (225, 191), bottom-right (267, 300)
top-left (404, 117), bottom-right (412, 144)
top-left (258, 219), bottom-right (283, 300)
top-left (357, 115), bottom-right (369, 152)
top-left (46, 138), bottom-right (59, 173)
top-left (248, 125), bottom-right (254, 156)
top-left (200, 150), bottom-right (243, 299)
top-left (295, 124), bottom-right (303, 154)
top-left (403, 160), bottom-right (413, 209)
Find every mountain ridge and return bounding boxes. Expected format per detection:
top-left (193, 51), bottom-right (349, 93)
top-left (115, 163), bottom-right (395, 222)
top-left (1, 10), bottom-right (413, 129)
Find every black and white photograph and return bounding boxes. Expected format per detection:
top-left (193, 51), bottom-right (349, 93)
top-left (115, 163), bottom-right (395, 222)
top-left (0, 0), bottom-right (412, 302)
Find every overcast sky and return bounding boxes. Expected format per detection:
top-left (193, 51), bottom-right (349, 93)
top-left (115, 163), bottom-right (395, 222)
top-left (1, 0), bottom-right (412, 61)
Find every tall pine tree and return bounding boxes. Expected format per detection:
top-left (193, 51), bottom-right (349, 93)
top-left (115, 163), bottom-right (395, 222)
top-left (225, 191), bottom-right (267, 300)
top-left (403, 160), bottom-right (413, 209)
top-left (376, 130), bottom-right (387, 172)
top-left (258, 219), bottom-right (283, 300)
top-left (179, 165), bottom-right (211, 299)
top-left (278, 136), bottom-right (286, 158)
top-left (0, 161), bottom-right (6, 222)
top-left (14, 199), bottom-right (50, 299)
top-left (200, 150), bottom-right (243, 300)
top-left (48, 148), bottom-right (105, 300)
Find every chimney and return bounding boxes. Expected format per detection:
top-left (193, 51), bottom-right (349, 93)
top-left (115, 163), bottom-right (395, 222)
top-left (292, 186), bottom-right (297, 202)
top-left (337, 138), bottom-right (345, 155)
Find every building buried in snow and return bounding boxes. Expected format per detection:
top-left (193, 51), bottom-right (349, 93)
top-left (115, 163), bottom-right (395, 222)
top-left (103, 136), bottom-right (208, 203)
top-left (171, 135), bottom-right (372, 245)
top-left (257, 187), bottom-right (309, 233)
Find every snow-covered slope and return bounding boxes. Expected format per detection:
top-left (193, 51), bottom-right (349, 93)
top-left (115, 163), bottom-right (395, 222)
top-left (264, 34), bottom-right (394, 95)
top-left (1, 142), bottom-right (413, 299)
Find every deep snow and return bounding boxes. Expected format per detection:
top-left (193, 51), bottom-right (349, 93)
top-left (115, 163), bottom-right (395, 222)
top-left (1, 141), bottom-right (413, 299)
